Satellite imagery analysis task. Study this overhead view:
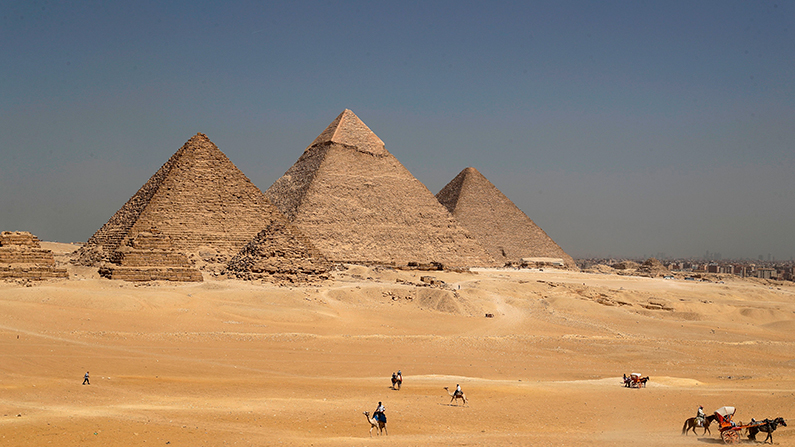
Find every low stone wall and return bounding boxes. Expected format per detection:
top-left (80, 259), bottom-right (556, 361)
top-left (99, 266), bottom-right (203, 282)
top-left (109, 250), bottom-right (192, 267)
top-left (0, 265), bottom-right (68, 279)
top-left (0, 248), bottom-right (57, 265)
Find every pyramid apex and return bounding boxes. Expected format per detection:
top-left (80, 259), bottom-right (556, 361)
top-left (310, 109), bottom-right (386, 155)
top-left (186, 132), bottom-right (211, 143)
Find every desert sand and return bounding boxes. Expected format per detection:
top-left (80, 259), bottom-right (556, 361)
top-left (1, 242), bottom-right (793, 446)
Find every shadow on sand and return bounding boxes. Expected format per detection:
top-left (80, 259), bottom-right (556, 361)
top-left (696, 437), bottom-right (726, 444)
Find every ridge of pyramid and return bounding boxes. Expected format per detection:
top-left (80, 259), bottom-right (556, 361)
top-left (436, 167), bottom-right (479, 214)
top-left (310, 109), bottom-right (387, 156)
top-left (437, 167), bottom-right (576, 269)
top-left (75, 133), bottom-right (297, 273)
top-left (266, 112), bottom-right (495, 268)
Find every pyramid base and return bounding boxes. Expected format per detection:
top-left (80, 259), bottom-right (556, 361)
top-left (99, 266), bottom-right (203, 282)
top-left (0, 265), bottom-right (68, 280)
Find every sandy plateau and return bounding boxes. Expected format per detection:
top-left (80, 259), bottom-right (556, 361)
top-left (1, 243), bottom-right (794, 446)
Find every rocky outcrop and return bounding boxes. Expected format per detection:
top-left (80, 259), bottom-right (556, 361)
top-left (637, 258), bottom-right (670, 278)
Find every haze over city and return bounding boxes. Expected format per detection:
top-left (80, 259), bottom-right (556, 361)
top-left (2, 1), bottom-right (793, 259)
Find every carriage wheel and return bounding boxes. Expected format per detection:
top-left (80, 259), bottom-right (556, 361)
top-left (721, 430), bottom-right (739, 444)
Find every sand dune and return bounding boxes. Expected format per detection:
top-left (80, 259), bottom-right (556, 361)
top-left (1, 245), bottom-right (793, 445)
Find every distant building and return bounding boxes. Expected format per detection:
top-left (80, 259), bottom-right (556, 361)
top-left (756, 268), bottom-right (775, 279)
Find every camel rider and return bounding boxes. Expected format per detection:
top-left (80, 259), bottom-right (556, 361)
top-left (455, 384), bottom-right (462, 397)
top-left (374, 402), bottom-right (386, 423)
top-left (397, 370), bottom-right (402, 383)
top-left (696, 406), bottom-right (705, 426)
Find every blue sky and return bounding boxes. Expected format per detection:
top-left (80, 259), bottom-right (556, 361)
top-left (1, 1), bottom-right (793, 259)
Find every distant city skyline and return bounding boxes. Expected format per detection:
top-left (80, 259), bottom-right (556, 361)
top-left (2, 1), bottom-right (793, 259)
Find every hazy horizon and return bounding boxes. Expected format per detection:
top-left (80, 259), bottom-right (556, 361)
top-left (2, 1), bottom-right (793, 259)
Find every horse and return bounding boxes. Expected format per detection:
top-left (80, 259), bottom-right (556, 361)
top-left (682, 414), bottom-right (717, 436)
top-left (747, 417), bottom-right (786, 444)
top-left (638, 376), bottom-right (650, 387)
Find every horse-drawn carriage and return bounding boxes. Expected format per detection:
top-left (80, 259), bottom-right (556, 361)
top-left (623, 373), bottom-right (649, 388)
top-left (714, 406), bottom-right (787, 444)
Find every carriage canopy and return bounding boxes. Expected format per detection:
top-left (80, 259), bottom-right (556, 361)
top-left (715, 406), bottom-right (736, 419)
top-left (630, 373), bottom-right (641, 378)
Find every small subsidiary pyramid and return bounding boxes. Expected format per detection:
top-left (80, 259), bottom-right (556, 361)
top-left (0, 231), bottom-right (68, 280)
top-left (436, 167), bottom-right (576, 269)
top-left (225, 221), bottom-right (330, 282)
top-left (266, 110), bottom-right (495, 268)
top-left (75, 133), bottom-right (314, 279)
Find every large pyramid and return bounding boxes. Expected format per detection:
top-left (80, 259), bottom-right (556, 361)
top-left (265, 109), bottom-right (495, 268)
top-left (436, 167), bottom-right (576, 269)
top-left (75, 133), bottom-right (313, 277)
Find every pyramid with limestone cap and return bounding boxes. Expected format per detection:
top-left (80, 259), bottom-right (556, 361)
top-left (75, 133), bottom-right (316, 278)
top-left (436, 167), bottom-right (576, 269)
top-left (266, 109), bottom-right (495, 268)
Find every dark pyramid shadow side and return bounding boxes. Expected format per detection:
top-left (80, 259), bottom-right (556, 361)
top-left (437, 167), bottom-right (576, 269)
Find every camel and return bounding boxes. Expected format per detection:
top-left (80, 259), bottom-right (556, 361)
top-left (682, 414), bottom-right (716, 435)
top-left (391, 373), bottom-right (402, 390)
top-left (363, 411), bottom-right (387, 437)
top-left (444, 387), bottom-right (468, 405)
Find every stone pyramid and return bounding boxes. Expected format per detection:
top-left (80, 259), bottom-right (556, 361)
top-left (225, 221), bottom-right (330, 282)
top-left (436, 167), bottom-right (576, 268)
top-left (76, 133), bottom-right (314, 278)
top-left (265, 109), bottom-right (495, 268)
top-left (0, 231), bottom-right (68, 280)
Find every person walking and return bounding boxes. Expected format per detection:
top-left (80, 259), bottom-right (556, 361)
top-left (82, 371), bottom-right (90, 385)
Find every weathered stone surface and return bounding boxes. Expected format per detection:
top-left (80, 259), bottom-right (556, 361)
top-left (102, 231), bottom-right (201, 281)
top-left (637, 258), bottom-right (670, 278)
top-left (436, 167), bottom-right (576, 269)
top-left (226, 221), bottom-right (330, 282)
top-left (98, 266), bottom-right (203, 282)
top-left (74, 133), bottom-right (308, 280)
top-left (0, 231), bottom-right (67, 279)
top-left (0, 231), bottom-right (41, 247)
top-left (266, 109), bottom-right (495, 269)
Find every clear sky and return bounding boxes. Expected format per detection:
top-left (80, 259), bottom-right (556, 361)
top-left (1, 1), bottom-right (793, 260)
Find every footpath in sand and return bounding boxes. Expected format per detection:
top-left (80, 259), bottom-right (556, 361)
top-left (1, 244), bottom-right (794, 446)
